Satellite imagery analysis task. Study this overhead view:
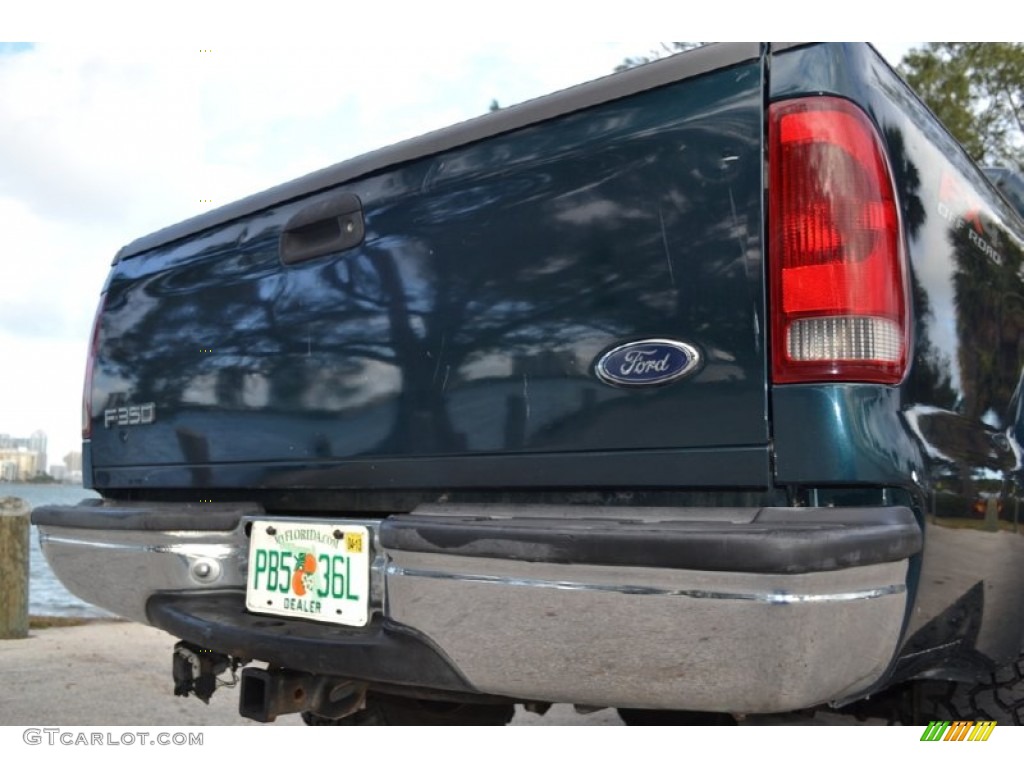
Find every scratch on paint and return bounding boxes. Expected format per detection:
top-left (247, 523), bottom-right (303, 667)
top-left (523, 374), bottom-right (531, 422)
top-left (441, 365), bottom-right (451, 392)
top-left (658, 206), bottom-right (675, 287)
top-left (432, 335), bottom-right (446, 383)
top-left (728, 187), bottom-right (746, 261)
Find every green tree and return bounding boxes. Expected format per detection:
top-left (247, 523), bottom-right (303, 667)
top-left (615, 43), bottom-right (703, 72)
top-left (899, 42), bottom-right (1024, 169)
top-left (488, 44), bottom-right (702, 114)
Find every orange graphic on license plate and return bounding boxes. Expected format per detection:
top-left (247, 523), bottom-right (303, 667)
top-left (290, 552), bottom-right (317, 596)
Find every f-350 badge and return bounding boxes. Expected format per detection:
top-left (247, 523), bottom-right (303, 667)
top-left (594, 339), bottom-right (701, 387)
top-left (104, 402), bottom-right (156, 427)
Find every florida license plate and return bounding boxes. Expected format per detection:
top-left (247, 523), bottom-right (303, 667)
top-left (246, 520), bottom-right (370, 626)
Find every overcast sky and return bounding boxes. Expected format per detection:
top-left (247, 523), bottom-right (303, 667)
top-left (0, 40), bottom-right (914, 468)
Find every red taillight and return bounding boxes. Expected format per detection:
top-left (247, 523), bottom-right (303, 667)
top-left (769, 97), bottom-right (907, 385)
top-left (82, 296), bottom-right (105, 439)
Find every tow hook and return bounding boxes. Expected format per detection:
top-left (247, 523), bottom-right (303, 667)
top-left (239, 667), bottom-right (367, 723)
top-left (172, 641), bottom-right (237, 704)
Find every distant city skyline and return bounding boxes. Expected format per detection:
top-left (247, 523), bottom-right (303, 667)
top-left (0, 428), bottom-right (82, 483)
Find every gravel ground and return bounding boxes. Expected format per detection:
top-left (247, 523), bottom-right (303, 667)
top-left (0, 621), bottom-right (878, 726)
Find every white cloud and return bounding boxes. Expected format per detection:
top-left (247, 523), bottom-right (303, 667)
top-left (0, 332), bottom-right (88, 464)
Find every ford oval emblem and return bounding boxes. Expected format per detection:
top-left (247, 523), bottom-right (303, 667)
top-left (595, 339), bottom-right (702, 388)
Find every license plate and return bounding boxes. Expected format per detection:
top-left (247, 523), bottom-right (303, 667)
top-left (246, 520), bottom-right (370, 627)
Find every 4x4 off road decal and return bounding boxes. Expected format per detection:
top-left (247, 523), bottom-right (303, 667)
top-left (937, 171), bottom-right (1004, 267)
top-left (920, 720), bottom-right (996, 741)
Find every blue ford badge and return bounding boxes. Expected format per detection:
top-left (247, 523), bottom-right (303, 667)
top-left (595, 339), bottom-right (701, 387)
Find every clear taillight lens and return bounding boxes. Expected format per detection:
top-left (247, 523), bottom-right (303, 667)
top-left (769, 96), bottom-right (907, 384)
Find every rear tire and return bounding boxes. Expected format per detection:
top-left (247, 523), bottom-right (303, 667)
top-left (910, 656), bottom-right (1024, 725)
top-left (302, 692), bottom-right (515, 726)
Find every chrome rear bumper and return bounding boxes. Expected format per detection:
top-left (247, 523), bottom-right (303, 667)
top-left (34, 502), bottom-right (919, 713)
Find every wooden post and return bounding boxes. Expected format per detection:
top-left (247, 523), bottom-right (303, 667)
top-left (0, 497), bottom-right (29, 639)
top-left (985, 496), bottom-right (1001, 533)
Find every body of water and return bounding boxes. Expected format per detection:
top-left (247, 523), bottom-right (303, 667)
top-left (1, 482), bottom-right (109, 617)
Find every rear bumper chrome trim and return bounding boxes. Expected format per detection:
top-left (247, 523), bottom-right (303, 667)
top-left (384, 563), bottom-right (906, 604)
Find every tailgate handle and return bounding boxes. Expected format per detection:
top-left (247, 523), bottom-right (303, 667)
top-left (280, 192), bottom-right (365, 264)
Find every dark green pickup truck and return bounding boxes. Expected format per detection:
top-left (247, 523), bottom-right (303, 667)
top-left (35, 42), bottom-right (1024, 725)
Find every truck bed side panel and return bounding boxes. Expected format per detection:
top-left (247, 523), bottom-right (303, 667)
top-left (771, 42), bottom-right (1024, 670)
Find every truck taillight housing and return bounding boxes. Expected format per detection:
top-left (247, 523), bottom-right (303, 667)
top-left (82, 297), bottom-right (105, 440)
top-left (768, 96), bottom-right (907, 384)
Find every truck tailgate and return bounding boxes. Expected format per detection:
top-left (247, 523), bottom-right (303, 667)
top-left (89, 46), bottom-right (769, 490)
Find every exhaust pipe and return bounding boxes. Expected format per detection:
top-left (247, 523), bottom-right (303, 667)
top-left (239, 668), bottom-right (366, 723)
